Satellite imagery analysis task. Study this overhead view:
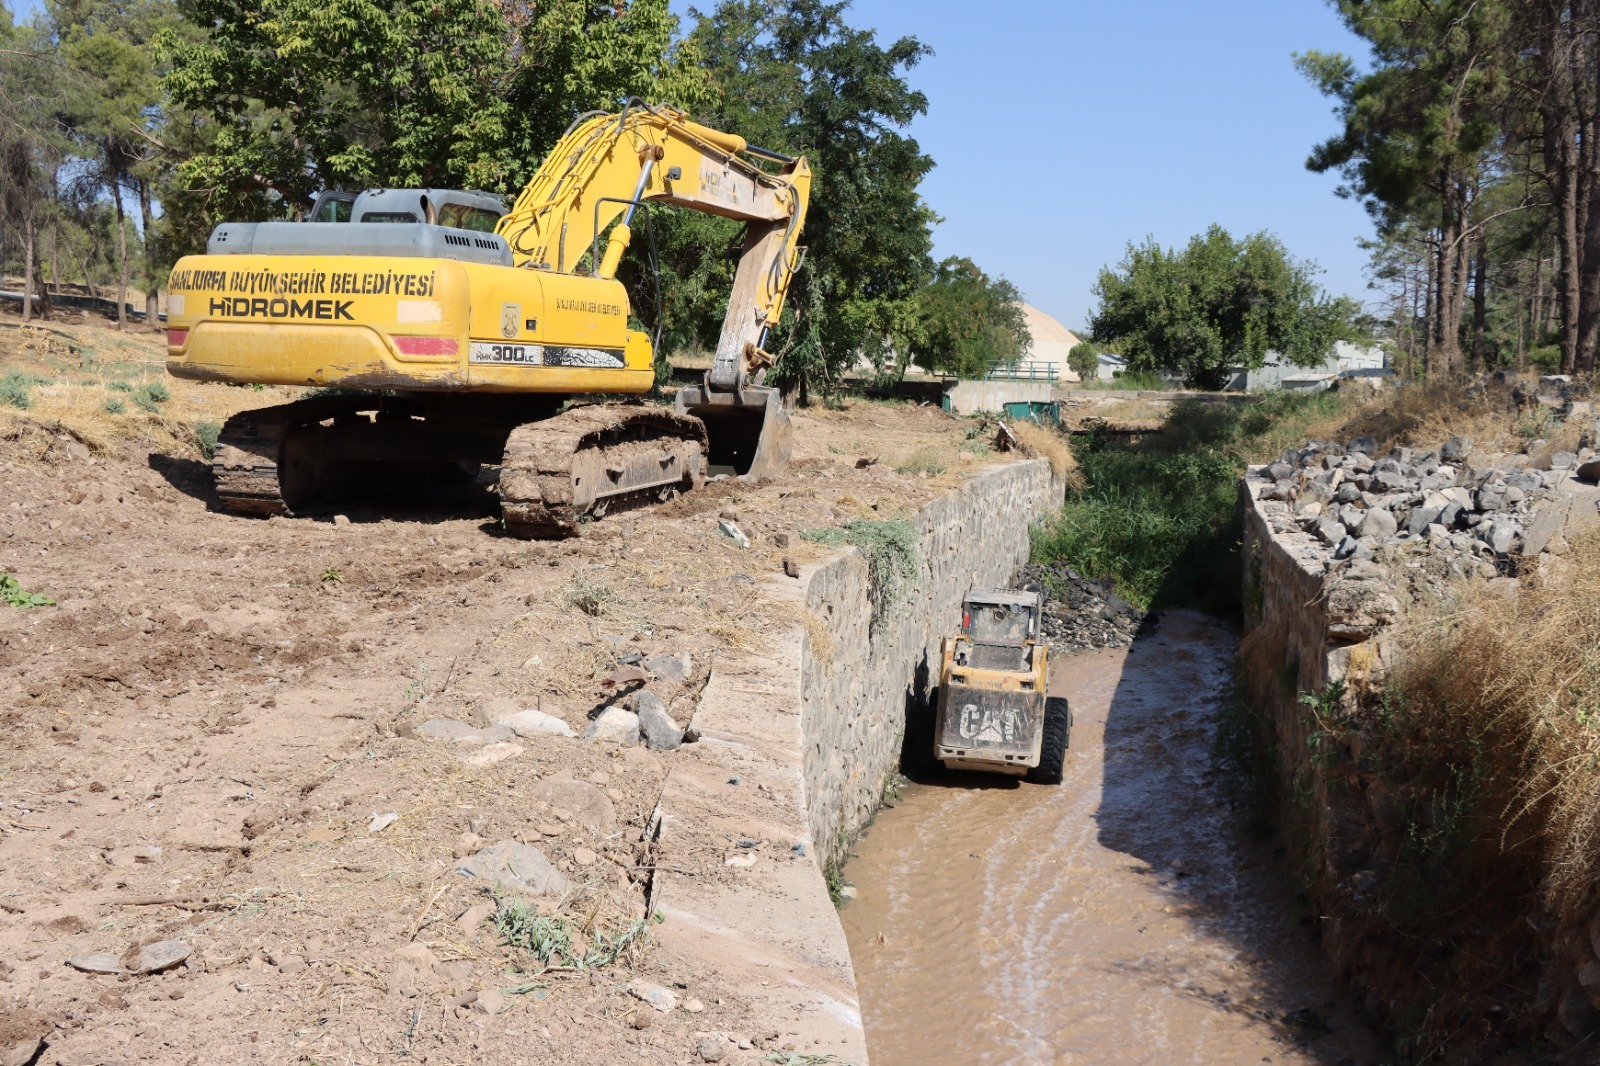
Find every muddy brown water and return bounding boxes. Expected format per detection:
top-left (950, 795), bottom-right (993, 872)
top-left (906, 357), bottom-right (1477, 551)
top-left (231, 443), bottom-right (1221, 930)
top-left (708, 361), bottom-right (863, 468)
top-left (841, 611), bottom-right (1389, 1066)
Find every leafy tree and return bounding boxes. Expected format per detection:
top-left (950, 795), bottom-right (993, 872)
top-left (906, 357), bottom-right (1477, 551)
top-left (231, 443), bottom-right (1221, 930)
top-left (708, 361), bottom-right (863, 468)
top-left (1067, 339), bottom-right (1098, 382)
top-left (1090, 225), bottom-right (1352, 391)
top-left (0, 5), bottom-right (70, 321)
top-left (669, 0), bottom-right (937, 402)
top-left (908, 255), bottom-right (1029, 377)
top-left (157, 0), bottom-right (710, 240)
top-left (1296, 1), bottom-right (1512, 376)
top-left (51, 0), bottom-right (179, 325)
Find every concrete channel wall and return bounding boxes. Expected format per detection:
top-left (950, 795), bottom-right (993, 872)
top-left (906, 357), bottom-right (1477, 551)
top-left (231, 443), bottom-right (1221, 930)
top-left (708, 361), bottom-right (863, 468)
top-left (648, 458), bottom-right (1065, 1063)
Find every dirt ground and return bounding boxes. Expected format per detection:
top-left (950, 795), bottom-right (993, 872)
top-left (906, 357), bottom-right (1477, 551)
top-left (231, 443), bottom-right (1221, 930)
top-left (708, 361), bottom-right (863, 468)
top-left (0, 314), bottom-right (1009, 1065)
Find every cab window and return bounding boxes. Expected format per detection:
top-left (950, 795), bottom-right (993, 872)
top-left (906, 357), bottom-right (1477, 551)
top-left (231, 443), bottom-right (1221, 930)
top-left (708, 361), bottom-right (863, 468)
top-left (311, 197), bottom-right (353, 223)
top-left (437, 203), bottom-right (502, 233)
top-left (359, 211), bottom-right (420, 223)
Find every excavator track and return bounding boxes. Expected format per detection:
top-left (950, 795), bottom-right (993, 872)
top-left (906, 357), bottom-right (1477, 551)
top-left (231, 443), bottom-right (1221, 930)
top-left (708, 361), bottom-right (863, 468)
top-left (498, 404), bottom-right (707, 539)
top-left (212, 396), bottom-right (356, 517)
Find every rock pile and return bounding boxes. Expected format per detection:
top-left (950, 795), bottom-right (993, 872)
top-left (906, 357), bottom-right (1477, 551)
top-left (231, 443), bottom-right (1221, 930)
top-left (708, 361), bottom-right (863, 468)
top-left (1249, 396), bottom-right (1600, 596)
top-left (1016, 561), bottom-right (1146, 650)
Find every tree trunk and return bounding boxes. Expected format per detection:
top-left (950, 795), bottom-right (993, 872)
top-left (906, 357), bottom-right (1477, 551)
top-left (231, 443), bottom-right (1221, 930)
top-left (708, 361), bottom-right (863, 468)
top-left (111, 158), bottom-right (129, 329)
top-left (21, 212), bottom-right (34, 323)
top-left (1472, 232), bottom-right (1487, 372)
top-left (138, 179), bottom-right (159, 326)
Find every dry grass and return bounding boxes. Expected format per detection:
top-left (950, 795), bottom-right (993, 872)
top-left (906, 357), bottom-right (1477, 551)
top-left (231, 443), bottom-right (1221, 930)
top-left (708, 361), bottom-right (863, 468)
top-left (1393, 528), bottom-right (1600, 923)
top-left (0, 320), bottom-right (299, 459)
top-left (1012, 421), bottom-right (1083, 490)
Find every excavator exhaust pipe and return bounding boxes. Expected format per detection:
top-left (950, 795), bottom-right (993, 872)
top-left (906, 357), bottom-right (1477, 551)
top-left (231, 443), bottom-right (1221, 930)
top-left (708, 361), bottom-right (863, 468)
top-left (674, 384), bottom-right (792, 481)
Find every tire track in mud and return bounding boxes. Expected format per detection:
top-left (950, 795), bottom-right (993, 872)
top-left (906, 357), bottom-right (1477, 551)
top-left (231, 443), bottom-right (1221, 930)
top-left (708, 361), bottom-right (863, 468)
top-left (841, 611), bottom-right (1390, 1066)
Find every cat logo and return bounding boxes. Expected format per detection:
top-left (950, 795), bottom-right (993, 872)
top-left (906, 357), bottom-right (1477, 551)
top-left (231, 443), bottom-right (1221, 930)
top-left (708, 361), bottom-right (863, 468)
top-left (500, 302), bottom-right (521, 339)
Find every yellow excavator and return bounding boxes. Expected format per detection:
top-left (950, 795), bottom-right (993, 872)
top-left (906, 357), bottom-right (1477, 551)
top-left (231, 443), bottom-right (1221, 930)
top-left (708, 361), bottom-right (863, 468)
top-left (163, 102), bottom-right (810, 537)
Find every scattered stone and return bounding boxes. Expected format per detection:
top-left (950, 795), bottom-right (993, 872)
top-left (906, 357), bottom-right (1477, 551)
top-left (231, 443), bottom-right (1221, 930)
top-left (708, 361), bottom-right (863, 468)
top-left (582, 706), bottom-right (641, 746)
top-left (456, 902), bottom-right (495, 933)
top-left (572, 846), bottom-right (597, 867)
top-left (529, 777), bottom-right (616, 834)
top-left (718, 506), bottom-right (741, 522)
top-left (458, 741), bottom-right (525, 768)
top-left (1349, 435), bottom-right (1378, 456)
top-left (696, 1035), bottom-right (729, 1062)
top-left (405, 719), bottom-right (511, 748)
top-left (782, 556), bottom-right (800, 578)
top-left (627, 978), bottom-right (679, 1012)
top-left (455, 841), bottom-right (569, 897)
top-left (275, 954), bottom-right (307, 976)
top-left (453, 831), bottom-right (486, 859)
top-left (644, 652), bottom-right (690, 684)
top-left (1357, 508), bottom-right (1397, 540)
top-left (602, 665), bottom-right (649, 690)
top-left (471, 988), bottom-right (506, 1015)
top-left (684, 997), bottom-right (706, 1013)
top-left (489, 707), bottom-right (575, 739)
top-left (368, 812), bottom-right (398, 834)
top-left (68, 953), bottom-right (128, 975)
top-left (724, 852), bottom-right (757, 869)
top-left (772, 531), bottom-right (792, 548)
top-left (635, 691), bottom-right (685, 751)
top-left (125, 940), bottom-right (191, 975)
top-left (1578, 459), bottom-right (1600, 485)
top-left (332, 514), bottom-right (351, 527)
top-left (718, 519), bottom-right (750, 548)
top-left (1441, 436), bottom-right (1473, 462)
top-left (428, 953), bottom-right (470, 979)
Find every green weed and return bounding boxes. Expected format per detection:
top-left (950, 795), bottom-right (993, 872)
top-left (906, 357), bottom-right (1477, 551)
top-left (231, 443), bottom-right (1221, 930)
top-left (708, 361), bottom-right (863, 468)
top-left (194, 420), bottom-right (221, 460)
top-left (104, 397), bottom-right (126, 415)
top-left (131, 380), bottom-right (171, 413)
top-left (1, 574), bottom-right (54, 608)
top-left (801, 520), bottom-right (920, 632)
top-left (0, 370), bottom-right (47, 409)
top-left (492, 896), bottom-right (654, 971)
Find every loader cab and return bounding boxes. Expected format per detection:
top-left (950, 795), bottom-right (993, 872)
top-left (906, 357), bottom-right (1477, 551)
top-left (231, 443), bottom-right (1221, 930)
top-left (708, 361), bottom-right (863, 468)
top-left (955, 589), bottom-right (1042, 672)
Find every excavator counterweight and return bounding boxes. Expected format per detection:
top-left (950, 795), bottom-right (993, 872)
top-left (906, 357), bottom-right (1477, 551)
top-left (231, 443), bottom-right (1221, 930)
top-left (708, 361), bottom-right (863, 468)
top-left (164, 103), bottom-right (811, 532)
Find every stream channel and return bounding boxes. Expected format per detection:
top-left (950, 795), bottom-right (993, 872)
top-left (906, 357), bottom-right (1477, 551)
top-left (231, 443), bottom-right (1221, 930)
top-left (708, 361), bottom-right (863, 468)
top-left (840, 610), bottom-right (1390, 1066)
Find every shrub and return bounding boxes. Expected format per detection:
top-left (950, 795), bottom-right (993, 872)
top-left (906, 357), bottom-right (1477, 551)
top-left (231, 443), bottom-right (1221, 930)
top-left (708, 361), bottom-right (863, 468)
top-left (194, 420), bottom-right (221, 459)
top-left (104, 397), bottom-right (126, 415)
top-left (132, 381), bottom-right (171, 412)
top-left (0, 370), bottom-right (43, 409)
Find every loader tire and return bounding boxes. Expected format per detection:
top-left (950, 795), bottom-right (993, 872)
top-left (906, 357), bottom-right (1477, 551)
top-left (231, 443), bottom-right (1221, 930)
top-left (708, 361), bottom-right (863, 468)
top-left (1028, 695), bottom-right (1071, 785)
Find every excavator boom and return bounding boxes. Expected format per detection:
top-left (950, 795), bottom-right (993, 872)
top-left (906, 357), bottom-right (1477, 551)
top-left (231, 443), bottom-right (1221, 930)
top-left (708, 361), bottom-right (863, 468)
top-left (498, 103), bottom-right (811, 477)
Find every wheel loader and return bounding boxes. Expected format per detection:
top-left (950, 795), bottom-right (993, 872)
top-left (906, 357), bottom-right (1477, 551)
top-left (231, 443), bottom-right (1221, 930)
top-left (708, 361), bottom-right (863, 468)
top-left (932, 587), bottom-right (1071, 784)
top-left (162, 101), bottom-right (809, 537)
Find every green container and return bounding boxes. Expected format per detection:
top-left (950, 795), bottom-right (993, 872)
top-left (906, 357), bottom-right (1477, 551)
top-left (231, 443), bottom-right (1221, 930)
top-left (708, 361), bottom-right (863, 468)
top-left (1002, 401), bottom-right (1060, 427)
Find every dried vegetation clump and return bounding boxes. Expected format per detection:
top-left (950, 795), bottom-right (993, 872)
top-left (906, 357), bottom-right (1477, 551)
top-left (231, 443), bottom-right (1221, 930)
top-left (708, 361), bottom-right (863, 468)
top-left (1393, 530), bottom-right (1600, 924)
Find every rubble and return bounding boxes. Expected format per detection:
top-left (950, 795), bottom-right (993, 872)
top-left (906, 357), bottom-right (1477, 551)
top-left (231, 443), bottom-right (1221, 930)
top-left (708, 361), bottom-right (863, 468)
top-left (1248, 421), bottom-right (1600, 607)
top-left (1015, 562), bottom-right (1147, 650)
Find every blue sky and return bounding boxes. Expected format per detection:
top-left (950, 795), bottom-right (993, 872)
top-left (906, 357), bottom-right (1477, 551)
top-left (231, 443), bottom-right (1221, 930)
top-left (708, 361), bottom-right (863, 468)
top-left (804, 0), bottom-right (1376, 330)
top-left (14, 0), bottom-right (1376, 329)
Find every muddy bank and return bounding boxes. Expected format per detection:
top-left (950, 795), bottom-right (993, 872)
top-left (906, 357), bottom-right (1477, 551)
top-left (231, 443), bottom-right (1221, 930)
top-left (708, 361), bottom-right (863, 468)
top-left (841, 612), bottom-right (1387, 1065)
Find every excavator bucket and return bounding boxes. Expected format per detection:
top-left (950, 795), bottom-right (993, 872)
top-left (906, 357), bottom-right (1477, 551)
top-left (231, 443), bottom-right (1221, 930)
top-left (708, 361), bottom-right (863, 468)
top-left (674, 383), bottom-right (793, 481)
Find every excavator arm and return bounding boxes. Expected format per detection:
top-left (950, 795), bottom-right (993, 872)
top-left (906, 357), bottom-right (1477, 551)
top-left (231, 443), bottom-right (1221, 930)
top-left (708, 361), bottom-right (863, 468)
top-left (496, 102), bottom-right (812, 396)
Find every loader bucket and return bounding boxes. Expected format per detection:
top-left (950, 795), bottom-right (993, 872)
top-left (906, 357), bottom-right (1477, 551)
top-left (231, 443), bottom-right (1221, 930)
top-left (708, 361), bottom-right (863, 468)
top-left (674, 383), bottom-right (793, 480)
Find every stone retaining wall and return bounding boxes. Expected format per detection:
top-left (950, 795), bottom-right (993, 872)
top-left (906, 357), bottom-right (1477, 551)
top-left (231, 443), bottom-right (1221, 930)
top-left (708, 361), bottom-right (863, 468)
top-left (648, 458), bottom-right (1064, 1063)
top-left (801, 460), bottom-right (1065, 870)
